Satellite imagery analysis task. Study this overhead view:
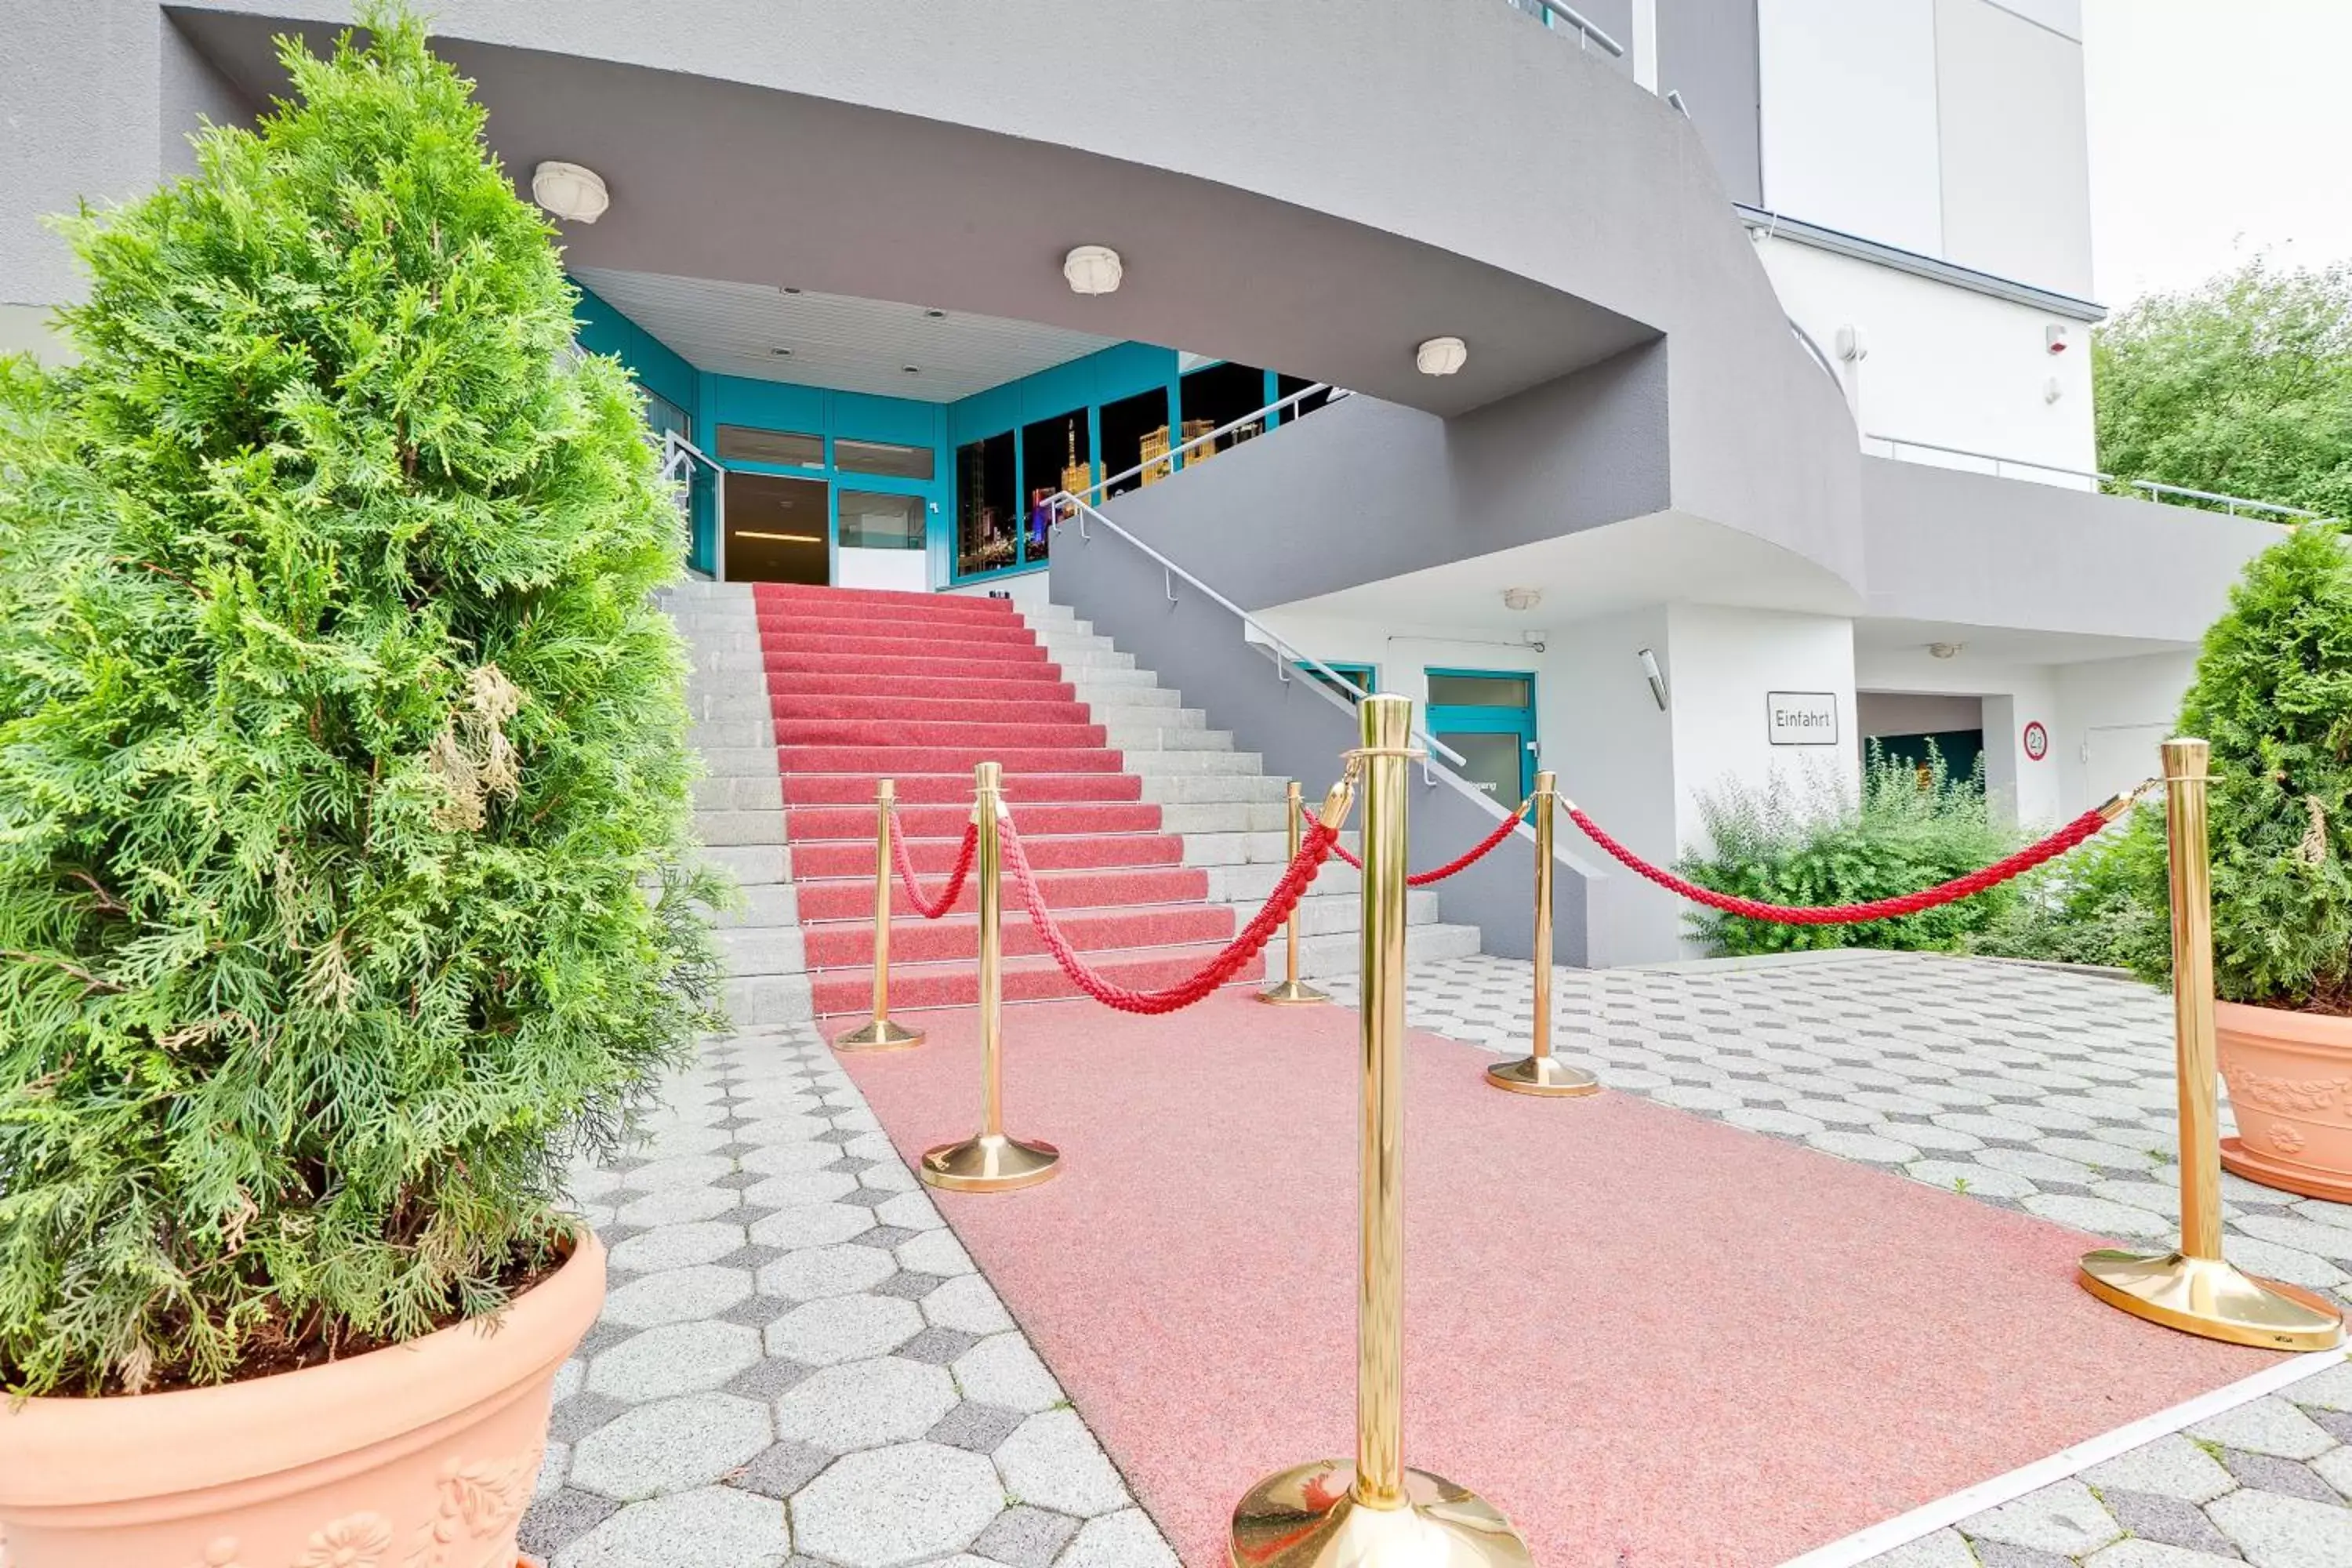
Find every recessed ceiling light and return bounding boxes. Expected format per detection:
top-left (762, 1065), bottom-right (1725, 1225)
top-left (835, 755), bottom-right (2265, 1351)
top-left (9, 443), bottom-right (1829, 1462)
top-left (1416, 336), bottom-right (1468, 376)
top-left (782, 286), bottom-right (803, 295)
top-left (1063, 245), bottom-right (1123, 296)
top-left (530, 162), bottom-right (609, 223)
top-left (924, 308), bottom-right (948, 319)
top-left (769, 347), bottom-right (794, 358)
top-left (902, 365), bottom-right (920, 375)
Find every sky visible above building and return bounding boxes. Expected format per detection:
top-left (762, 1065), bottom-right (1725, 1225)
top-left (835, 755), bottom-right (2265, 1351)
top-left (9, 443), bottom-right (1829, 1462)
top-left (2085, 0), bottom-right (2352, 305)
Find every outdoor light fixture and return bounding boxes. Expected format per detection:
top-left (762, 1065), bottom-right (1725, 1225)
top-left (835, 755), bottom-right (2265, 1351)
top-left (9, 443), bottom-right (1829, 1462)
top-left (529, 161), bottom-right (608, 223)
top-left (1501, 586), bottom-right (1543, 612)
top-left (1416, 336), bottom-right (1468, 376)
top-left (1929, 641), bottom-right (1965, 659)
top-left (1063, 245), bottom-right (1123, 296)
top-left (2045, 324), bottom-right (2071, 355)
top-left (1638, 647), bottom-right (1668, 711)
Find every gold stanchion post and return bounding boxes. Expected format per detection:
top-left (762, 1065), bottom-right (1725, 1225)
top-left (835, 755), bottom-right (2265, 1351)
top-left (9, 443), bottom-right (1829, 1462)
top-left (837, 778), bottom-right (926, 1051)
top-left (1258, 780), bottom-right (1330, 1006)
top-left (919, 762), bottom-right (1062, 1193)
top-left (1485, 770), bottom-right (1599, 1098)
top-left (1228, 695), bottom-right (1531, 1568)
top-left (2077, 738), bottom-right (2343, 1350)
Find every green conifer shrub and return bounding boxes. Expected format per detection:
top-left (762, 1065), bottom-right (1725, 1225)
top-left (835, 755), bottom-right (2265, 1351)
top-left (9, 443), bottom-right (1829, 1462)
top-left (2146, 523), bottom-right (2352, 1011)
top-left (0, 7), bottom-right (720, 1396)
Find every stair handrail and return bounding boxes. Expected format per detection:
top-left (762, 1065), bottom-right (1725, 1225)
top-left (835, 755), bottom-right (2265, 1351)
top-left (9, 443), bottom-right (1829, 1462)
top-left (1075, 383), bottom-right (1351, 506)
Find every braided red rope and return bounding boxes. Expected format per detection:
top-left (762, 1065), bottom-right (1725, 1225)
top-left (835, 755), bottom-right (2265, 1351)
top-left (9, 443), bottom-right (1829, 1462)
top-left (1001, 814), bottom-right (1342, 1013)
top-left (887, 810), bottom-right (978, 920)
top-left (1308, 801), bottom-right (1528, 886)
top-left (1561, 801), bottom-right (2114, 925)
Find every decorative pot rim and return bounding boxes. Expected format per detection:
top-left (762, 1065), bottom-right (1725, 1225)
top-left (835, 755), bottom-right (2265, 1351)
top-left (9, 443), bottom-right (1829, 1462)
top-left (2216, 997), bottom-right (2352, 1049)
top-left (0, 1227), bottom-right (604, 1511)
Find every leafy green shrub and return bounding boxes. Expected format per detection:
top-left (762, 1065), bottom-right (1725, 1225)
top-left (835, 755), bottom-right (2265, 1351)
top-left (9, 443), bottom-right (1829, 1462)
top-left (1679, 746), bottom-right (2023, 956)
top-left (2154, 523), bottom-right (2352, 1011)
top-left (0, 7), bottom-right (719, 1396)
top-left (1967, 816), bottom-right (2169, 973)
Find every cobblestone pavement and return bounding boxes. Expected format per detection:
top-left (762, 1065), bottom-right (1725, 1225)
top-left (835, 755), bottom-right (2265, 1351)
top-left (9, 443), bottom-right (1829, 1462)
top-left (524, 1019), bottom-right (1178, 1568)
top-left (1323, 950), bottom-right (2352, 1566)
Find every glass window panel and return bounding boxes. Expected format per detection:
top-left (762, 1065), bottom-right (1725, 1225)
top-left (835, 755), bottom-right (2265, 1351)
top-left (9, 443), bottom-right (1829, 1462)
top-left (717, 425), bottom-right (823, 468)
top-left (956, 432), bottom-right (1018, 576)
top-left (1435, 732), bottom-right (1523, 800)
top-left (839, 490), bottom-right (925, 550)
top-left (833, 437), bottom-right (936, 480)
top-left (1427, 673), bottom-right (1532, 709)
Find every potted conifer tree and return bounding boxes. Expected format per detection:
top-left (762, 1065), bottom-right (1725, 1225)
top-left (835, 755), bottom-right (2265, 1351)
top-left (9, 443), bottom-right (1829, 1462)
top-left (2157, 524), bottom-right (2352, 1200)
top-left (0, 9), bottom-right (718, 1564)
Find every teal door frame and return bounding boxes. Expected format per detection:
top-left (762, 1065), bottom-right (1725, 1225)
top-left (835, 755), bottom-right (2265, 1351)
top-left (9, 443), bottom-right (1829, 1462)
top-left (1424, 666), bottom-right (1538, 801)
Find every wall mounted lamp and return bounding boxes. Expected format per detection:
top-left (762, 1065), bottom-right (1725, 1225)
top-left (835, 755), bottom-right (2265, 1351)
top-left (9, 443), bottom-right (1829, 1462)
top-left (1638, 647), bottom-right (1668, 712)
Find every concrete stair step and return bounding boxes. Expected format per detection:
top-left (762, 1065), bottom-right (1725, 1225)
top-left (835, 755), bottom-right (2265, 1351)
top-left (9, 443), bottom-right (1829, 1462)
top-left (714, 882), bottom-right (799, 928)
top-left (1137, 774), bottom-right (1295, 804)
top-left (702, 844), bottom-right (790, 886)
top-left (1115, 749), bottom-right (1263, 777)
top-left (696, 809), bottom-right (789, 848)
top-left (718, 925), bottom-right (806, 978)
top-left (723, 972), bottom-right (815, 1027)
top-left (695, 776), bottom-right (784, 812)
top-left (1102, 722), bottom-right (1228, 751)
top-left (1298, 922), bottom-right (1483, 976)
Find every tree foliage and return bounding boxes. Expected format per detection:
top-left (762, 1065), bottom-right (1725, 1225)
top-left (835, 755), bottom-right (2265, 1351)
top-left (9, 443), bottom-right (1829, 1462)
top-left (2148, 524), bottom-right (2352, 1011)
top-left (1679, 746), bottom-right (2021, 956)
top-left (2095, 260), bottom-right (2352, 519)
top-left (0, 6), bottom-right (720, 1396)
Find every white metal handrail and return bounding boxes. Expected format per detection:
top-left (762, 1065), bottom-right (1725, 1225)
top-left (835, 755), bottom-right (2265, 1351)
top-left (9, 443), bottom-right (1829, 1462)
top-left (1864, 433), bottom-right (2321, 522)
top-left (659, 430), bottom-right (728, 577)
top-left (1076, 383), bottom-right (1350, 505)
top-left (1513, 0), bottom-right (1628, 57)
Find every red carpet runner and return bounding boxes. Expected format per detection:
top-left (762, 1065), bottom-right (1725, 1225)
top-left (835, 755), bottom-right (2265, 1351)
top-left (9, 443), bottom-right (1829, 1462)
top-left (753, 583), bottom-right (1260, 1015)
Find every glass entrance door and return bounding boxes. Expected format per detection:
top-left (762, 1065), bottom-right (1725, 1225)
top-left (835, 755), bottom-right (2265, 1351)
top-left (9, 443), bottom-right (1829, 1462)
top-left (1425, 669), bottom-right (1537, 803)
top-left (723, 471), bottom-right (829, 585)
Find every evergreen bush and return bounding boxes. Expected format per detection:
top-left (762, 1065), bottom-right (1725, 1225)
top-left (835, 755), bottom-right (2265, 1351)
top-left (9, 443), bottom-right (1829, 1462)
top-left (2147, 523), bottom-right (2352, 1011)
top-left (0, 7), bottom-right (720, 1396)
top-left (1679, 745), bottom-right (2023, 956)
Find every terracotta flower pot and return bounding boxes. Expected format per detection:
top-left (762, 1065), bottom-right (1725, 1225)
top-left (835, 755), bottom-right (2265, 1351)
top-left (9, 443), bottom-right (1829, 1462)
top-left (0, 1231), bottom-right (603, 1568)
top-left (2217, 999), bottom-right (2352, 1204)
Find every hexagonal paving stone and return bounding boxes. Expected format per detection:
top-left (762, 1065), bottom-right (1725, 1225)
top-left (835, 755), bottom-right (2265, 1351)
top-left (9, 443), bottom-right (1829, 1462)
top-left (790, 1441), bottom-right (1005, 1568)
top-left (2206, 1486), bottom-right (2352, 1566)
top-left (757, 1243), bottom-right (898, 1302)
top-left (608, 1221), bottom-right (750, 1275)
top-left (742, 1168), bottom-right (859, 1210)
top-left (1059, 1508), bottom-right (1181, 1568)
top-left (749, 1202), bottom-right (878, 1252)
top-left (2020, 1193), bottom-right (2174, 1239)
top-left (1806, 1130), bottom-right (1919, 1163)
top-left (773, 1354), bottom-right (960, 1452)
top-left (570, 1393), bottom-right (773, 1501)
top-left (553, 1484), bottom-right (788, 1568)
top-left (877, 1189), bottom-right (946, 1230)
top-left (623, 1153), bottom-right (738, 1192)
top-left (897, 1227), bottom-right (977, 1276)
top-left (764, 1292), bottom-right (924, 1365)
top-left (1904, 1161), bottom-right (2035, 1200)
top-left (601, 1265), bottom-right (756, 1327)
top-left (586, 1321), bottom-right (764, 1402)
top-left (1960, 1480), bottom-right (2122, 1557)
top-left (994, 1408), bottom-right (1129, 1517)
top-left (740, 1141), bottom-right (843, 1177)
top-left (952, 1332), bottom-right (1064, 1414)
top-left (2190, 1396), bottom-right (2339, 1460)
top-left (616, 1186), bottom-right (742, 1229)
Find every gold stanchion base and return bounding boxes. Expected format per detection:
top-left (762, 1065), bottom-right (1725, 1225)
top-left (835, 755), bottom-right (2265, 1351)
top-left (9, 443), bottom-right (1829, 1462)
top-left (919, 1131), bottom-right (1062, 1193)
top-left (2078, 1248), bottom-right (2344, 1352)
top-left (1229, 1461), bottom-right (1530, 1568)
top-left (835, 1018), bottom-right (926, 1052)
top-left (1257, 978), bottom-right (1330, 1006)
top-left (1483, 1054), bottom-right (1601, 1098)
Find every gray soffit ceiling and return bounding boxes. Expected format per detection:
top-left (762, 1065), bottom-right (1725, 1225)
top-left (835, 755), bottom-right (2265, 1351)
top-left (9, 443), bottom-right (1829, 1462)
top-left (169, 13), bottom-right (1658, 419)
top-left (570, 268), bottom-right (1120, 401)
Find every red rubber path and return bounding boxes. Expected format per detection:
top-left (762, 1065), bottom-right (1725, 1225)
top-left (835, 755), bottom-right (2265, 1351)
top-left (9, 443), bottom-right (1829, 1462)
top-left (839, 993), bottom-right (2276, 1568)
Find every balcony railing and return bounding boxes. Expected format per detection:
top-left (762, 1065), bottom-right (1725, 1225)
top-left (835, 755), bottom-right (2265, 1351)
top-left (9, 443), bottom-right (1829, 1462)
top-left (1864, 433), bottom-right (2322, 524)
top-left (1501, 0), bottom-right (1626, 58)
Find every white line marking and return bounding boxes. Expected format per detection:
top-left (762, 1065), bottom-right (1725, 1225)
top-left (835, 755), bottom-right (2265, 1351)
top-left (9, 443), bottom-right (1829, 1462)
top-left (1777, 1348), bottom-right (2348, 1568)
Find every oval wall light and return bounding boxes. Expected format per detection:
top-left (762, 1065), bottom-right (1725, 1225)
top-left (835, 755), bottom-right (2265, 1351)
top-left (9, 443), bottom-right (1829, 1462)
top-left (1416, 336), bottom-right (1468, 376)
top-left (1063, 245), bottom-right (1124, 296)
top-left (531, 161), bottom-right (609, 224)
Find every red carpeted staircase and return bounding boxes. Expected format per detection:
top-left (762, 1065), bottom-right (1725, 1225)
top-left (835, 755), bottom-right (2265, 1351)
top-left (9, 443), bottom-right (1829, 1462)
top-left (757, 583), bottom-right (1263, 1014)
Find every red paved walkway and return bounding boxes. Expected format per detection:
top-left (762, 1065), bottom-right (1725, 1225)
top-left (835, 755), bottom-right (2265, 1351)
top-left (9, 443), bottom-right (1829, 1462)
top-left (839, 994), bottom-right (2275, 1568)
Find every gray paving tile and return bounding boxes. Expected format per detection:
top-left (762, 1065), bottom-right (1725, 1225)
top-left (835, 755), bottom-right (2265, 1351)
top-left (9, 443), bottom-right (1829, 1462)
top-left (2100, 1487), bottom-right (2247, 1555)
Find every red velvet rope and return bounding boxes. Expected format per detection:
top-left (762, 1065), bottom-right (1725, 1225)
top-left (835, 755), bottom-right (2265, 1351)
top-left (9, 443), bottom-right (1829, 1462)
top-left (887, 809), bottom-right (978, 920)
top-left (1308, 802), bottom-right (1528, 886)
top-left (1000, 814), bottom-right (1342, 1013)
top-left (1560, 801), bottom-right (2114, 925)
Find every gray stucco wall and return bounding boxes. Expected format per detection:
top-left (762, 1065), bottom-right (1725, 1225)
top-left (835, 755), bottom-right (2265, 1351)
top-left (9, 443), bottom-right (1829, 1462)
top-left (1860, 459), bottom-right (2282, 641)
top-left (1047, 511), bottom-right (1592, 967)
top-left (1083, 358), bottom-right (1671, 612)
top-left (1657, 0), bottom-right (1762, 206)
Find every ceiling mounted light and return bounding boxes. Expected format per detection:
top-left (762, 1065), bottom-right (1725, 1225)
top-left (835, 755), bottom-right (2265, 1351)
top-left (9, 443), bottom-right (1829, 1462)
top-left (902, 365), bottom-right (920, 375)
top-left (530, 161), bottom-right (608, 224)
top-left (1501, 586), bottom-right (1543, 612)
top-left (1063, 245), bottom-right (1123, 296)
top-left (1416, 336), bottom-right (1468, 376)
top-left (769, 347), bottom-right (794, 358)
top-left (1929, 641), bottom-right (1965, 660)
top-left (924, 308), bottom-right (948, 319)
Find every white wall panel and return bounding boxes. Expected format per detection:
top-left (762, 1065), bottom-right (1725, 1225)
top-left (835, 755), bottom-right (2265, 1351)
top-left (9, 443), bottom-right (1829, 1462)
top-left (1756, 236), bottom-right (2096, 474)
top-left (1934, 0), bottom-right (2095, 296)
top-left (1757, 0), bottom-right (1944, 254)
